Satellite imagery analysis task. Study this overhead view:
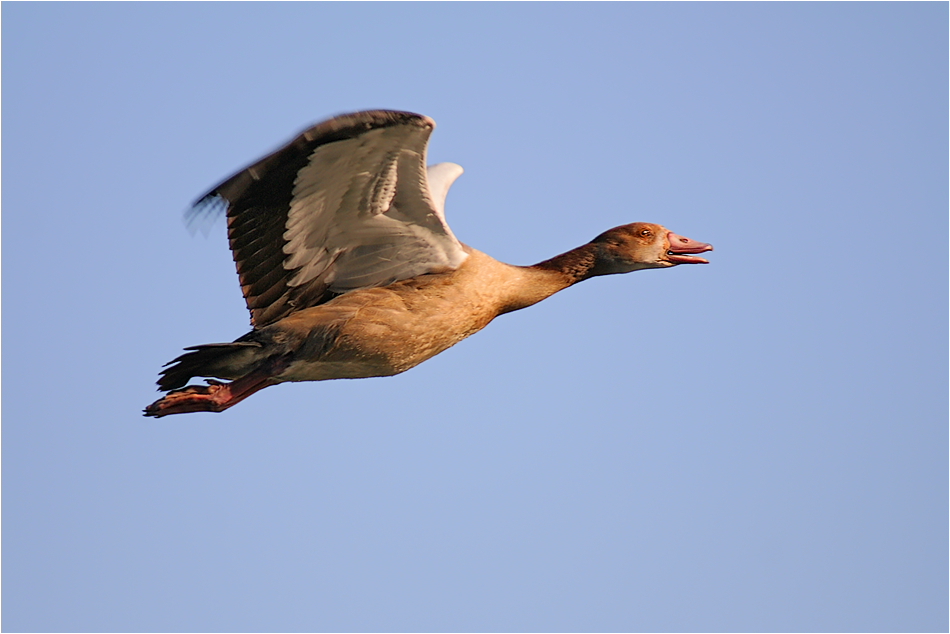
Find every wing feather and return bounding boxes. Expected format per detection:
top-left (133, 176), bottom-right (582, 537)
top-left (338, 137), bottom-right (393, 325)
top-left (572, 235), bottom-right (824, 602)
top-left (190, 110), bottom-right (467, 327)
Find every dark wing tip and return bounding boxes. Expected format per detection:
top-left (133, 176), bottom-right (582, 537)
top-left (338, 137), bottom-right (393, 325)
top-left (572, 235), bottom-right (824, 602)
top-left (184, 193), bottom-right (228, 233)
top-left (298, 110), bottom-right (434, 143)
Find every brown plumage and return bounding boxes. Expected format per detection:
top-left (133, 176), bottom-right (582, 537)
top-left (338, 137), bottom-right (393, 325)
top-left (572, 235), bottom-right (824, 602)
top-left (145, 111), bottom-right (712, 417)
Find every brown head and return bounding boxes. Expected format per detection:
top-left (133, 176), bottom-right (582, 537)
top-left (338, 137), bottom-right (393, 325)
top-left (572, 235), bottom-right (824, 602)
top-left (588, 222), bottom-right (713, 276)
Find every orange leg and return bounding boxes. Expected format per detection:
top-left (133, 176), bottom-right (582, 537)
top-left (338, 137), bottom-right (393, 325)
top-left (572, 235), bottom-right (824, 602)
top-left (144, 373), bottom-right (277, 418)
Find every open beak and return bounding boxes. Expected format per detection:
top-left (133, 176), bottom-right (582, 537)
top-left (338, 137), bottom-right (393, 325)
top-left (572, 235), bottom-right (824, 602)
top-left (666, 231), bottom-right (713, 264)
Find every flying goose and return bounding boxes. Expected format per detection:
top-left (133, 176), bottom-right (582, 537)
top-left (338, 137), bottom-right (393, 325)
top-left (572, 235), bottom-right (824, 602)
top-left (145, 110), bottom-right (712, 417)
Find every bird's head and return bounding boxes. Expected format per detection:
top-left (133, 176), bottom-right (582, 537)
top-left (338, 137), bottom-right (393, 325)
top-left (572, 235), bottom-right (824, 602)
top-left (590, 222), bottom-right (713, 275)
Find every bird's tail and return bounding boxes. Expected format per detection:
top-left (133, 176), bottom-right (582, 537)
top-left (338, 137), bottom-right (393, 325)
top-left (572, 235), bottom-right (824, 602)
top-left (156, 341), bottom-right (266, 392)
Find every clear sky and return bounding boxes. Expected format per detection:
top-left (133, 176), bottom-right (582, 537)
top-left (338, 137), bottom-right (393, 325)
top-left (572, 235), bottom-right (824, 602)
top-left (3, 3), bottom-right (946, 632)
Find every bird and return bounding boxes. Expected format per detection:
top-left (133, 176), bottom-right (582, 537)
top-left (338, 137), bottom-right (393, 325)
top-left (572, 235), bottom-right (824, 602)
top-left (145, 110), bottom-right (713, 417)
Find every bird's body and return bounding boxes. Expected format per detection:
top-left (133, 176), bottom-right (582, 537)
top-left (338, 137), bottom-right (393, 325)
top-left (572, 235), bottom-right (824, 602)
top-left (262, 248), bottom-right (556, 379)
top-left (145, 111), bottom-right (712, 417)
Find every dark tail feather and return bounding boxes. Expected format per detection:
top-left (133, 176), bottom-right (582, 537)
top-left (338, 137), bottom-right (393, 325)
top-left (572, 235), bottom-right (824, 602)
top-left (157, 341), bottom-right (265, 391)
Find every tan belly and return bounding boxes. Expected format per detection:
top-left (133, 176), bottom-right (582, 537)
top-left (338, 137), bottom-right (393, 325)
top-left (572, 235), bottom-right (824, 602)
top-left (275, 305), bottom-right (491, 383)
top-left (267, 248), bottom-right (542, 384)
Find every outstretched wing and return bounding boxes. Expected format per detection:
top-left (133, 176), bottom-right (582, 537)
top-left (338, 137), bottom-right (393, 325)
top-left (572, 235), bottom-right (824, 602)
top-left (189, 110), bottom-right (468, 328)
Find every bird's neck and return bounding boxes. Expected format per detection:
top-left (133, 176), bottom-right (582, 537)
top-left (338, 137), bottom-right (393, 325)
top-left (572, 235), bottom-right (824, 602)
top-left (531, 242), bottom-right (605, 283)
top-left (496, 243), bottom-right (603, 315)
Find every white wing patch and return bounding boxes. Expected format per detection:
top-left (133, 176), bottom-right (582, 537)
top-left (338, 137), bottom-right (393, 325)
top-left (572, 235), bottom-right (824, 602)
top-left (426, 162), bottom-right (465, 223)
top-left (282, 126), bottom-right (467, 292)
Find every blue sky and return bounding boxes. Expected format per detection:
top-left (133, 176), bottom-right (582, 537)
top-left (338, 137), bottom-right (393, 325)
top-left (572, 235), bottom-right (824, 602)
top-left (3, 3), bottom-right (947, 632)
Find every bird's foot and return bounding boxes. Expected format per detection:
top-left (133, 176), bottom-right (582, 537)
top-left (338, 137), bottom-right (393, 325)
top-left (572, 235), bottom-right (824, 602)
top-left (143, 374), bottom-right (275, 418)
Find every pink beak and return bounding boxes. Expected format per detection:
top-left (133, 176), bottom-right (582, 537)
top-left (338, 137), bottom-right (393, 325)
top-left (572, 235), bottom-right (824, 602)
top-left (667, 232), bottom-right (713, 264)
